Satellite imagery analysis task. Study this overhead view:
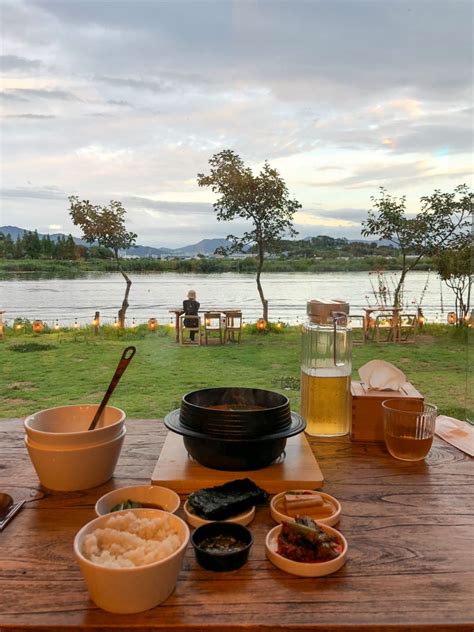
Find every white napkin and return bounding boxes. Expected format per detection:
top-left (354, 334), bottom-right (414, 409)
top-left (435, 415), bottom-right (474, 457)
top-left (358, 360), bottom-right (408, 391)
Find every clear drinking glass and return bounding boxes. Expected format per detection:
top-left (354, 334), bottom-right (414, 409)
top-left (382, 399), bottom-right (438, 461)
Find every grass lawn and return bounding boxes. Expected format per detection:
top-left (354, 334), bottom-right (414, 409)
top-left (0, 326), bottom-right (471, 422)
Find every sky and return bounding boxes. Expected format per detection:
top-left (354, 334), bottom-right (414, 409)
top-left (0, 0), bottom-right (472, 248)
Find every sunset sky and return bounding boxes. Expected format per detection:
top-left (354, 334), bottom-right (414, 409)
top-left (1, 0), bottom-right (472, 247)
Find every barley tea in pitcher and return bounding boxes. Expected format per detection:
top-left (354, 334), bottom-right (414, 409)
top-left (300, 300), bottom-right (352, 437)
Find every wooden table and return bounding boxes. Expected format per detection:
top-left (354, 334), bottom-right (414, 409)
top-left (364, 307), bottom-right (402, 342)
top-left (1, 419), bottom-right (473, 631)
top-left (169, 308), bottom-right (242, 342)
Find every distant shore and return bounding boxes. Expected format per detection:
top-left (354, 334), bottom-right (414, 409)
top-left (0, 256), bottom-right (433, 276)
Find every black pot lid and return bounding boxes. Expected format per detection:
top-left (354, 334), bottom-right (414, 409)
top-left (164, 409), bottom-right (306, 442)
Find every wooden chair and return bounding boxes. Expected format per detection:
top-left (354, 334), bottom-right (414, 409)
top-left (399, 314), bottom-right (418, 343)
top-left (203, 312), bottom-right (224, 345)
top-left (179, 314), bottom-right (201, 346)
top-left (224, 311), bottom-right (242, 343)
top-left (374, 313), bottom-right (395, 343)
top-left (349, 314), bottom-right (365, 344)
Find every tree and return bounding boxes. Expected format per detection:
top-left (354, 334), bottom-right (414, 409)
top-left (69, 197), bottom-right (137, 327)
top-left (197, 149), bottom-right (301, 321)
top-left (435, 242), bottom-right (472, 325)
top-left (361, 184), bottom-right (472, 307)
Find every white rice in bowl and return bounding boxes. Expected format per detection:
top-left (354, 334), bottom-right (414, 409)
top-left (82, 511), bottom-right (182, 568)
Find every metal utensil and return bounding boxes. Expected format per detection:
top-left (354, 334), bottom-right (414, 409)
top-left (0, 499), bottom-right (25, 531)
top-left (88, 346), bottom-right (136, 431)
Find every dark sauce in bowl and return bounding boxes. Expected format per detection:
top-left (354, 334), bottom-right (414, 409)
top-left (198, 534), bottom-right (247, 554)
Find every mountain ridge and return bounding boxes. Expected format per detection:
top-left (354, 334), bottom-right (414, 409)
top-left (0, 225), bottom-right (392, 255)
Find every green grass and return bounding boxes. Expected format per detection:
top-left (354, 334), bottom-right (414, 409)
top-left (0, 325), bottom-right (471, 421)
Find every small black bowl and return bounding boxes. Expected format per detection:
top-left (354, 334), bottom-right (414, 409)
top-left (191, 522), bottom-right (253, 572)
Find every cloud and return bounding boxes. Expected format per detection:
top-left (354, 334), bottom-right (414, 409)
top-left (0, 1), bottom-right (471, 247)
top-left (0, 186), bottom-right (67, 200)
top-left (4, 113), bottom-right (56, 119)
top-left (4, 88), bottom-right (81, 101)
top-left (97, 75), bottom-right (170, 93)
top-left (0, 54), bottom-right (42, 72)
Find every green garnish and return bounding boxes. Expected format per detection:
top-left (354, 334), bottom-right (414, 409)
top-left (110, 499), bottom-right (143, 512)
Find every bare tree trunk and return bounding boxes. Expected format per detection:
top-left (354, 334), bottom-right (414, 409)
top-left (393, 254), bottom-right (408, 308)
top-left (255, 240), bottom-right (268, 321)
top-left (115, 250), bottom-right (132, 328)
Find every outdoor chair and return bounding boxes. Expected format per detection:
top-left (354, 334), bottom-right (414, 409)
top-left (349, 314), bottom-right (365, 344)
top-left (374, 313), bottom-right (395, 343)
top-left (224, 310), bottom-right (242, 343)
top-left (179, 313), bottom-right (201, 346)
top-left (203, 311), bottom-right (224, 345)
top-left (399, 313), bottom-right (418, 343)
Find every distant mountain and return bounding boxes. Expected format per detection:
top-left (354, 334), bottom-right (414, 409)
top-left (172, 238), bottom-right (231, 255)
top-left (0, 225), bottom-right (89, 247)
top-left (0, 226), bottom-right (232, 257)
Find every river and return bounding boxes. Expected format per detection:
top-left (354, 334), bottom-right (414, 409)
top-left (0, 270), bottom-right (451, 327)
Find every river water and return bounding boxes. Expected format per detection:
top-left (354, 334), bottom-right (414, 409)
top-left (0, 270), bottom-right (451, 327)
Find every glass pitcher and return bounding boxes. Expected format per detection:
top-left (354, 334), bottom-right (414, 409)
top-left (300, 299), bottom-right (352, 437)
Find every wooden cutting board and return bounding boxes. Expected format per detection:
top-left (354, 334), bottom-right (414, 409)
top-left (151, 431), bottom-right (324, 493)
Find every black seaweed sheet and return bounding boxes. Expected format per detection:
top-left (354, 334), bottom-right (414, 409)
top-left (187, 478), bottom-right (268, 520)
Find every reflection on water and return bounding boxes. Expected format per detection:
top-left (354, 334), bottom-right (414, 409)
top-left (0, 270), bottom-right (451, 326)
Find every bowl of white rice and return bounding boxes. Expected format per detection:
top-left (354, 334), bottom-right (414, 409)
top-left (74, 509), bottom-right (190, 613)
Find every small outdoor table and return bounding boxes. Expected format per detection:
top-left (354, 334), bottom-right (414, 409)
top-left (169, 308), bottom-right (242, 343)
top-left (1, 419), bottom-right (473, 631)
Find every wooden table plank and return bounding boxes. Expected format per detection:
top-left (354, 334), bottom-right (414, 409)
top-left (0, 419), bottom-right (473, 631)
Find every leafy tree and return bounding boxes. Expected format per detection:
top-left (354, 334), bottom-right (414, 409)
top-left (435, 242), bottom-right (472, 325)
top-left (23, 230), bottom-right (42, 259)
top-left (361, 184), bottom-right (472, 307)
top-left (41, 234), bottom-right (55, 259)
top-left (197, 149), bottom-right (301, 321)
top-left (69, 197), bottom-right (137, 327)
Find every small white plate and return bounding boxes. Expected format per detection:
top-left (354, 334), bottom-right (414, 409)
top-left (95, 485), bottom-right (180, 516)
top-left (265, 523), bottom-right (347, 577)
top-left (183, 500), bottom-right (255, 528)
top-left (270, 490), bottom-right (341, 526)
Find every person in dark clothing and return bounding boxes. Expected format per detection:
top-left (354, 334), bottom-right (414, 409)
top-left (183, 289), bottom-right (200, 341)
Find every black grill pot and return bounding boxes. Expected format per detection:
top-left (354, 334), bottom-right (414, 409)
top-left (179, 387), bottom-right (292, 439)
top-left (164, 408), bottom-right (306, 471)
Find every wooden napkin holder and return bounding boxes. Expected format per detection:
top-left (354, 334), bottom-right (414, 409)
top-left (351, 381), bottom-right (424, 442)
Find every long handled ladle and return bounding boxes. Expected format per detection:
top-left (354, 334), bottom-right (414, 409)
top-left (88, 346), bottom-right (136, 431)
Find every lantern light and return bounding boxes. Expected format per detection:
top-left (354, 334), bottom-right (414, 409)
top-left (148, 317), bottom-right (158, 332)
top-left (113, 318), bottom-right (119, 328)
top-left (32, 319), bottom-right (44, 334)
top-left (54, 319), bottom-right (60, 330)
top-left (73, 318), bottom-right (79, 329)
top-left (131, 317), bottom-right (137, 328)
top-left (417, 310), bottom-right (426, 327)
top-left (256, 318), bottom-right (267, 331)
top-left (15, 322), bottom-right (23, 331)
top-left (447, 312), bottom-right (457, 325)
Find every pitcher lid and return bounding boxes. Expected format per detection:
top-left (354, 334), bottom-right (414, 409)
top-left (306, 299), bottom-right (349, 324)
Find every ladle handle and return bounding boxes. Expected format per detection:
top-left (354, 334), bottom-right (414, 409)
top-left (88, 346), bottom-right (136, 431)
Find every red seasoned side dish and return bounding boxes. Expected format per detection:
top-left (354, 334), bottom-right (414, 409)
top-left (277, 516), bottom-right (342, 563)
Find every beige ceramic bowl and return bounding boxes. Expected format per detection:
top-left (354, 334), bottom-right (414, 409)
top-left (183, 499), bottom-right (255, 528)
top-left (270, 490), bottom-right (341, 527)
top-left (24, 405), bottom-right (126, 448)
top-left (74, 509), bottom-right (190, 613)
top-left (265, 522), bottom-right (348, 577)
top-left (25, 428), bottom-right (126, 491)
top-left (95, 486), bottom-right (181, 517)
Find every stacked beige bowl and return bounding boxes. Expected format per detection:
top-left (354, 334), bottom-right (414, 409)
top-left (24, 405), bottom-right (126, 491)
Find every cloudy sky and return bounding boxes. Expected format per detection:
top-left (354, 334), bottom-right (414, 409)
top-left (0, 0), bottom-right (472, 247)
